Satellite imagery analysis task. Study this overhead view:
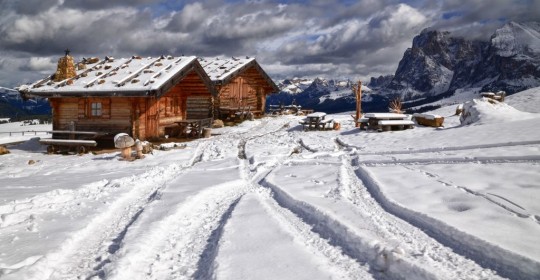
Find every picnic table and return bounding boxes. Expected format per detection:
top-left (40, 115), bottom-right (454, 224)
top-left (299, 112), bottom-right (333, 131)
top-left (362, 113), bottom-right (414, 132)
top-left (175, 118), bottom-right (213, 138)
top-left (220, 106), bottom-right (261, 121)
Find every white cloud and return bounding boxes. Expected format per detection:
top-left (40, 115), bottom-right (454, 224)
top-left (26, 57), bottom-right (56, 72)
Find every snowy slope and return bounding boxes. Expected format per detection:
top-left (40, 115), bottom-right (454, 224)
top-left (1, 88), bottom-right (540, 279)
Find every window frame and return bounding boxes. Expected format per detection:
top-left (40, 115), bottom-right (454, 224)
top-left (91, 102), bottom-right (103, 117)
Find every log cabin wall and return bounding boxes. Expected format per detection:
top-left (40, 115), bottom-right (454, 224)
top-left (50, 97), bottom-right (134, 138)
top-left (46, 68), bottom-right (214, 140)
top-left (219, 76), bottom-right (258, 110)
top-left (217, 66), bottom-right (275, 115)
top-left (154, 71), bottom-right (213, 137)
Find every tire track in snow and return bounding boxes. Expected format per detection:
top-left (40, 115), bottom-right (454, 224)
top-left (252, 187), bottom-right (376, 279)
top-left (192, 197), bottom-right (242, 280)
top-left (100, 119), bottom-right (288, 279)
top-left (3, 142), bottom-right (210, 280)
top-left (104, 179), bottom-right (249, 280)
top-left (339, 156), bottom-right (504, 279)
top-left (356, 165), bottom-right (540, 280)
top-left (234, 130), bottom-right (375, 280)
top-left (259, 177), bottom-right (433, 279)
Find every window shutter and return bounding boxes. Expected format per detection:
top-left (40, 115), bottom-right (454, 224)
top-left (78, 99), bottom-right (87, 119)
top-left (102, 98), bottom-right (111, 119)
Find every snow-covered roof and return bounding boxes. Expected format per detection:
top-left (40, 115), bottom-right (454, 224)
top-left (198, 57), bottom-right (278, 92)
top-left (19, 56), bottom-right (215, 98)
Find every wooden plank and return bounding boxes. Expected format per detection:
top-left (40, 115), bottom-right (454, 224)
top-left (40, 139), bottom-right (98, 146)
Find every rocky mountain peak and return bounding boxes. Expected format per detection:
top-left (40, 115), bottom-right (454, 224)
top-left (384, 21), bottom-right (539, 100)
top-left (490, 21), bottom-right (540, 58)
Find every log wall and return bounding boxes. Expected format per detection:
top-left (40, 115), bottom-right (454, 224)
top-left (48, 69), bottom-right (214, 140)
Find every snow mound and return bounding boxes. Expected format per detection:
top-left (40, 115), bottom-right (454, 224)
top-left (460, 98), bottom-right (538, 125)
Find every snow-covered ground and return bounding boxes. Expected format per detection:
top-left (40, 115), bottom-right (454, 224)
top-left (0, 121), bottom-right (51, 145)
top-left (1, 87), bottom-right (540, 279)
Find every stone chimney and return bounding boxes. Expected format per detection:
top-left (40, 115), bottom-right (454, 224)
top-left (54, 49), bottom-right (76, 82)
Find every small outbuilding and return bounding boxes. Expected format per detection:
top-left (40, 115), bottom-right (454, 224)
top-left (198, 57), bottom-right (278, 120)
top-left (19, 54), bottom-right (216, 140)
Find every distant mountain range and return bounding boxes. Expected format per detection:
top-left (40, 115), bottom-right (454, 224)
top-left (268, 21), bottom-right (540, 113)
top-left (2, 21), bottom-right (539, 116)
top-left (0, 87), bottom-right (50, 118)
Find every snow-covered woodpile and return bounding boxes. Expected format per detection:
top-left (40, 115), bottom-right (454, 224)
top-left (481, 91), bottom-right (506, 102)
top-left (413, 113), bottom-right (445, 127)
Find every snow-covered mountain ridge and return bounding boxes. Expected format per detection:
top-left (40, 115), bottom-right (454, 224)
top-left (0, 86), bottom-right (50, 117)
top-left (384, 21), bottom-right (540, 99)
top-left (269, 21), bottom-right (540, 113)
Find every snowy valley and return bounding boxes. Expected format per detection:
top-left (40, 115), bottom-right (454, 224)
top-left (1, 86), bottom-right (539, 279)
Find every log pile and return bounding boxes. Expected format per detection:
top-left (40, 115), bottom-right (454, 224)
top-left (413, 113), bottom-right (444, 127)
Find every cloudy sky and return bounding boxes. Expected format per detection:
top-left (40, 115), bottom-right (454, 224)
top-left (0, 0), bottom-right (538, 87)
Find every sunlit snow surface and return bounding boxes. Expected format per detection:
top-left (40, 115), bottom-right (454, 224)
top-left (1, 88), bottom-right (540, 279)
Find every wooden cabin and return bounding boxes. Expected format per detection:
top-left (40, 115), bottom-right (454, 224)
top-left (198, 57), bottom-right (278, 120)
top-left (19, 55), bottom-right (216, 140)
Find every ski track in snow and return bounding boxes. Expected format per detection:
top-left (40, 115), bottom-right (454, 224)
top-left (2, 113), bottom-right (538, 279)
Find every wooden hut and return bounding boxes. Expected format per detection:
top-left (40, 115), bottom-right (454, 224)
top-left (198, 57), bottom-right (278, 120)
top-left (19, 55), bottom-right (216, 140)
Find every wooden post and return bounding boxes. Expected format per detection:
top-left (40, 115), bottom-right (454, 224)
top-left (352, 81), bottom-right (362, 127)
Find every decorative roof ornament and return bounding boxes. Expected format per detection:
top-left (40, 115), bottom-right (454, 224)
top-left (54, 50), bottom-right (76, 82)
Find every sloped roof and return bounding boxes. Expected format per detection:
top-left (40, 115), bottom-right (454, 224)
top-left (19, 55), bottom-right (216, 98)
top-left (198, 57), bottom-right (278, 92)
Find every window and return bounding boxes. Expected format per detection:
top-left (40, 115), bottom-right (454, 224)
top-left (91, 102), bottom-right (102, 116)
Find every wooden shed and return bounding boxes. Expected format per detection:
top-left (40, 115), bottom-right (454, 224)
top-left (19, 55), bottom-right (216, 141)
top-left (198, 57), bottom-right (278, 120)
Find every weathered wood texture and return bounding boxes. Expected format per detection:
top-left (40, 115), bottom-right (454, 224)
top-left (217, 67), bottom-right (274, 114)
top-left (49, 70), bottom-right (214, 140)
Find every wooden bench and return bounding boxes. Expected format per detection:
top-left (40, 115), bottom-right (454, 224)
top-left (40, 139), bottom-right (98, 154)
top-left (357, 118), bottom-right (369, 129)
top-left (377, 120), bottom-right (415, 132)
top-left (319, 118), bottom-right (334, 130)
top-left (299, 119), bottom-right (308, 130)
top-left (299, 117), bottom-right (333, 131)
